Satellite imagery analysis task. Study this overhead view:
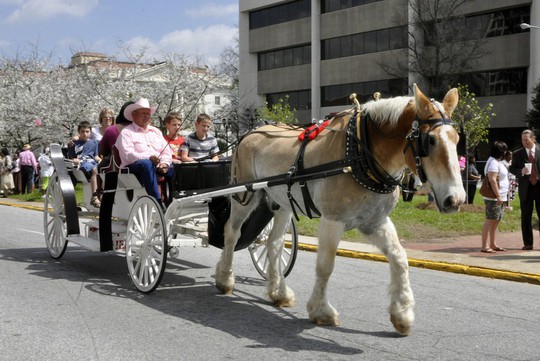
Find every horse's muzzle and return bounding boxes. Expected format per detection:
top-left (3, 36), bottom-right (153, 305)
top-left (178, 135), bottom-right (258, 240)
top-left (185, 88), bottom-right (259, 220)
top-left (440, 195), bottom-right (464, 213)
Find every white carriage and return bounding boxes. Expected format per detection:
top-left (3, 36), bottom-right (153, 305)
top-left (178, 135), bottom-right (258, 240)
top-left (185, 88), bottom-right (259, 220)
top-left (43, 144), bottom-right (298, 293)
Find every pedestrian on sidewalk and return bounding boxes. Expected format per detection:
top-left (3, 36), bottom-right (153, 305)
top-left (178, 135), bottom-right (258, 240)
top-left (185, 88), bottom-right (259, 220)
top-left (509, 129), bottom-right (540, 250)
top-left (501, 150), bottom-right (516, 211)
top-left (37, 148), bottom-right (53, 195)
top-left (19, 144), bottom-right (38, 194)
top-left (481, 141), bottom-right (508, 253)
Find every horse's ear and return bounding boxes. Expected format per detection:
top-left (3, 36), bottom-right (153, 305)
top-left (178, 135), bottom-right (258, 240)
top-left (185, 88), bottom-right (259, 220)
top-left (442, 88), bottom-right (459, 117)
top-left (413, 83), bottom-right (430, 119)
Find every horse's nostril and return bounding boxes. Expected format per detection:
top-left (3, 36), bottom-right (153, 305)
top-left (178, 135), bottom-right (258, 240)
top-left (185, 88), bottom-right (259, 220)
top-left (443, 196), bottom-right (455, 209)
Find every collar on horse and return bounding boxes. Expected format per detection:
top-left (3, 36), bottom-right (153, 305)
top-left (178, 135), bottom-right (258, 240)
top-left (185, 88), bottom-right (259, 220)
top-left (346, 109), bottom-right (401, 194)
top-left (346, 97), bottom-right (455, 192)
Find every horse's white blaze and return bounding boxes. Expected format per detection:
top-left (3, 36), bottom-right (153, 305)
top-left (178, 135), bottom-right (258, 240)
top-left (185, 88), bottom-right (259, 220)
top-left (426, 126), bottom-right (466, 212)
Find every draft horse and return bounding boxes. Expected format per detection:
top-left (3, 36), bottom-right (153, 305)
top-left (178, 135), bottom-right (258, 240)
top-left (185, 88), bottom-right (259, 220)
top-left (216, 84), bottom-right (465, 335)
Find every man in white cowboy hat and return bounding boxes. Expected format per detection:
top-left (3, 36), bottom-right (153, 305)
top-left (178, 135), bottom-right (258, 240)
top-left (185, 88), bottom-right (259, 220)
top-left (115, 98), bottom-right (174, 206)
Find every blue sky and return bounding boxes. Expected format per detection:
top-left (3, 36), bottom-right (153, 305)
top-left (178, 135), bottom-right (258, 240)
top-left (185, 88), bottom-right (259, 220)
top-left (0, 0), bottom-right (239, 66)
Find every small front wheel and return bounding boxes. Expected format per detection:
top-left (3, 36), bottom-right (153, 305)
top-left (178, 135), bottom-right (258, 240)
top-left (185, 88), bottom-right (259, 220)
top-left (126, 196), bottom-right (167, 293)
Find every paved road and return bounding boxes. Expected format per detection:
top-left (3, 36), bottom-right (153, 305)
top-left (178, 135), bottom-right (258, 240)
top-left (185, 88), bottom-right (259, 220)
top-left (1, 206), bottom-right (540, 360)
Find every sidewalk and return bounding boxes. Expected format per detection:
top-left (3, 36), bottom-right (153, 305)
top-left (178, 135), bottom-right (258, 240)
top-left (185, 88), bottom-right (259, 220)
top-left (2, 197), bottom-right (540, 285)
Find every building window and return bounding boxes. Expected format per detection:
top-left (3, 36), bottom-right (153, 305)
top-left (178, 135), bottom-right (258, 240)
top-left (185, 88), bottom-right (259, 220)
top-left (322, 0), bottom-right (382, 13)
top-left (456, 68), bottom-right (527, 97)
top-left (250, 0), bottom-right (311, 30)
top-left (321, 78), bottom-right (409, 107)
top-left (266, 89), bottom-right (312, 111)
top-left (425, 6), bottom-right (530, 44)
top-left (471, 6), bottom-right (530, 38)
top-left (259, 45), bottom-right (311, 71)
top-left (321, 26), bottom-right (407, 60)
top-left (215, 96), bottom-right (221, 105)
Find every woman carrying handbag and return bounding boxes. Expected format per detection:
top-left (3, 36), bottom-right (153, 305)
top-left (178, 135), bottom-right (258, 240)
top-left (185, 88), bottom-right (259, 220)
top-left (480, 141), bottom-right (509, 253)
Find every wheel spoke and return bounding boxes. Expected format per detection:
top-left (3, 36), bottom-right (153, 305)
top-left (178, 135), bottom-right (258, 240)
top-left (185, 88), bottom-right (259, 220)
top-left (126, 196), bottom-right (167, 293)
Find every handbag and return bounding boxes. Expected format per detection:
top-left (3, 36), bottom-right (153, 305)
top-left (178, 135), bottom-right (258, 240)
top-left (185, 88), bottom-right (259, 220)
top-left (479, 159), bottom-right (499, 198)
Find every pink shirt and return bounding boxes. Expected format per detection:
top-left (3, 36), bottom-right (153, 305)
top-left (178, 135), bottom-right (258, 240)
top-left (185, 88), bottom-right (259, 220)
top-left (115, 123), bottom-right (172, 166)
top-left (19, 149), bottom-right (38, 170)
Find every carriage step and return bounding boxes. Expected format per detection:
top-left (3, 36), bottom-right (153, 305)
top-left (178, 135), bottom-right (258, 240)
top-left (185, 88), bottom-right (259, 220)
top-left (66, 235), bottom-right (101, 252)
top-left (169, 236), bottom-right (208, 248)
top-left (170, 223), bottom-right (207, 233)
top-left (82, 220), bottom-right (127, 234)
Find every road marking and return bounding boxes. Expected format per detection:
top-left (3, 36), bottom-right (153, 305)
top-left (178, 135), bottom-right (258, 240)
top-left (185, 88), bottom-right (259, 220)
top-left (15, 228), bottom-right (44, 235)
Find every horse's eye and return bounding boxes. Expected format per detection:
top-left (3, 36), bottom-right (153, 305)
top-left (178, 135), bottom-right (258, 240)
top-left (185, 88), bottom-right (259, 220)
top-left (429, 134), bottom-right (437, 146)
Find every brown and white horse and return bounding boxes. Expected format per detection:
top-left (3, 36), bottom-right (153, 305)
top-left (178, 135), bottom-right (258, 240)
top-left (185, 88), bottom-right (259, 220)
top-left (215, 84), bottom-right (465, 335)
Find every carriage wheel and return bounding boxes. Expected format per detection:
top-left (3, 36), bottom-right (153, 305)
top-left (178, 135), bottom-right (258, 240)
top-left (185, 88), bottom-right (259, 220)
top-left (43, 172), bottom-right (68, 259)
top-left (126, 196), bottom-right (168, 293)
top-left (249, 217), bottom-right (298, 279)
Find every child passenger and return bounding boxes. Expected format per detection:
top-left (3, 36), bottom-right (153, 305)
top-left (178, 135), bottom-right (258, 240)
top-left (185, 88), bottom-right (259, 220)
top-left (163, 112), bottom-right (184, 164)
top-left (68, 120), bottom-right (101, 208)
top-left (180, 113), bottom-right (219, 162)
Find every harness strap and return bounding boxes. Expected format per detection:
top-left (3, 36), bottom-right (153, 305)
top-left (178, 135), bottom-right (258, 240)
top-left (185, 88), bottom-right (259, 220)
top-left (346, 110), bottom-right (401, 193)
top-left (287, 135), bottom-right (322, 221)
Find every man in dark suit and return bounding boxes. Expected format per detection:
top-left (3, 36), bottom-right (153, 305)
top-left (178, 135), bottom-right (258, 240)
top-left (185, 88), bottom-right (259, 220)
top-left (510, 129), bottom-right (540, 250)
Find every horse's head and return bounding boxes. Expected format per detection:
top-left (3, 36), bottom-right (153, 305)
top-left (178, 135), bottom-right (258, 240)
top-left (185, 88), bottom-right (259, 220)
top-left (409, 84), bottom-right (466, 213)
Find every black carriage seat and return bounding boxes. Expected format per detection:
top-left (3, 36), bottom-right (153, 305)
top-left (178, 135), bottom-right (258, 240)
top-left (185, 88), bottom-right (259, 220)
top-left (173, 160), bottom-right (231, 196)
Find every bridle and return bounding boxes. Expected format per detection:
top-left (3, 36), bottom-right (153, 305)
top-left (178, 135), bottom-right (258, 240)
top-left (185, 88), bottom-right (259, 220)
top-left (403, 99), bottom-right (455, 183)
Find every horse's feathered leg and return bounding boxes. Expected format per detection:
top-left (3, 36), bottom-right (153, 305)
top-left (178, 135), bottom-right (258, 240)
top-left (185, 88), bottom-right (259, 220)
top-left (215, 191), bottom-right (261, 294)
top-left (367, 218), bottom-right (415, 336)
top-left (265, 209), bottom-right (295, 307)
top-left (307, 217), bottom-right (344, 326)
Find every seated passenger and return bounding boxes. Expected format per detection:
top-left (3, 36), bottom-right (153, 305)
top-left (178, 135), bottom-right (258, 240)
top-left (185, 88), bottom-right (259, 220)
top-left (180, 113), bottom-right (220, 162)
top-left (99, 100), bottom-right (134, 170)
top-left (68, 121), bottom-right (101, 208)
top-left (114, 98), bottom-right (174, 207)
top-left (163, 112), bottom-right (184, 164)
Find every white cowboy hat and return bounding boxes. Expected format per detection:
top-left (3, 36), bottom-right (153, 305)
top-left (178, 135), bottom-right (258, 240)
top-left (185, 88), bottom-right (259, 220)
top-left (123, 98), bottom-right (157, 121)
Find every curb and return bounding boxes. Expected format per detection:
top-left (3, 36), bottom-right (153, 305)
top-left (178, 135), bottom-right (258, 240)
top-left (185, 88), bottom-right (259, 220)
top-left (297, 243), bottom-right (540, 286)
top-left (3, 200), bottom-right (540, 285)
top-left (0, 201), bottom-right (43, 212)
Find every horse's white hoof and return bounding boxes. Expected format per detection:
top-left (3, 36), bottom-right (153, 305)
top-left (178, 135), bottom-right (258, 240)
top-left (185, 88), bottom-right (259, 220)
top-left (268, 286), bottom-right (295, 307)
top-left (390, 306), bottom-right (414, 336)
top-left (307, 302), bottom-right (341, 326)
top-left (309, 312), bottom-right (341, 326)
top-left (215, 265), bottom-right (235, 294)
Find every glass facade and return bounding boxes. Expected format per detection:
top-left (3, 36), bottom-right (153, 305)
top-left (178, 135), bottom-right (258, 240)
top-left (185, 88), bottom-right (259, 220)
top-left (321, 0), bottom-right (383, 13)
top-left (266, 90), bottom-right (312, 111)
top-left (457, 68), bottom-right (527, 97)
top-left (322, 26), bottom-right (407, 60)
top-left (249, 0), bottom-right (310, 30)
top-left (248, 1), bottom-right (530, 116)
top-left (321, 78), bottom-right (409, 106)
top-left (425, 6), bottom-right (530, 44)
top-left (259, 45), bottom-right (311, 71)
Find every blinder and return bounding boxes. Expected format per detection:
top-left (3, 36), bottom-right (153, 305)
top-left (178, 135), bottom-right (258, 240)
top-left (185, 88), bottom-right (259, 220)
top-left (404, 99), bottom-right (455, 183)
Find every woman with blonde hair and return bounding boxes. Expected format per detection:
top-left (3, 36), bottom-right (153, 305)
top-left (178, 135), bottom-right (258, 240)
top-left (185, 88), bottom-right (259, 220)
top-left (92, 108), bottom-right (115, 142)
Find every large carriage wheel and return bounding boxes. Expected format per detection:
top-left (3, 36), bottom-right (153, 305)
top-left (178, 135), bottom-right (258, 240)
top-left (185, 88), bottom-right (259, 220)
top-left (43, 173), bottom-right (68, 259)
top-left (249, 217), bottom-right (298, 279)
top-left (126, 196), bottom-right (168, 293)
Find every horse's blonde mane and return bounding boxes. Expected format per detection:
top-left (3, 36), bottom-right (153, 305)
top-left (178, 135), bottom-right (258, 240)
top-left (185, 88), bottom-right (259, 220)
top-left (361, 96), bottom-right (413, 128)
